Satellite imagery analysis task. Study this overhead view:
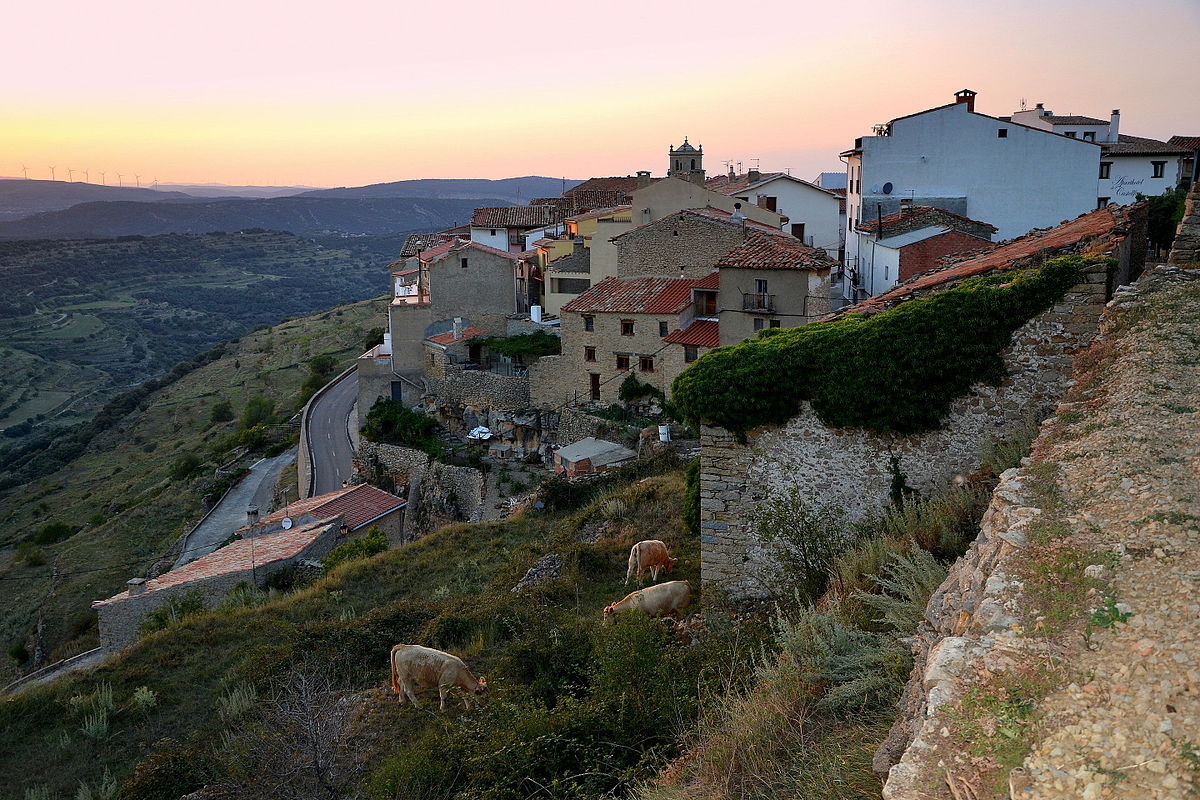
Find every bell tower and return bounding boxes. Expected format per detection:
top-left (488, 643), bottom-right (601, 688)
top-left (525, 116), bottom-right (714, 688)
top-left (668, 137), bottom-right (704, 184)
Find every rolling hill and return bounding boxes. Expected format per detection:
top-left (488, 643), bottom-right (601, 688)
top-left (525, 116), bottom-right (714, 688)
top-left (298, 176), bottom-right (581, 203)
top-left (0, 179), bottom-right (193, 221)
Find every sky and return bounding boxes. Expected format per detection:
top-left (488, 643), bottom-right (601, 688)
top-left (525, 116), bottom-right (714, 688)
top-left (2, 0), bottom-right (1198, 188)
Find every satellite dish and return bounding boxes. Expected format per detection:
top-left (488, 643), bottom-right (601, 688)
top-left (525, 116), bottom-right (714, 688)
top-left (869, 184), bottom-right (881, 194)
top-left (281, 517), bottom-right (293, 530)
top-left (882, 182), bottom-right (894, 195)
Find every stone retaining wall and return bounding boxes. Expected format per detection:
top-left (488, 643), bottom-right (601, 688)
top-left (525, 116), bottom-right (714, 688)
top-left (1168, 181), bottom-right (1200, 265)
top-left (356, 441), bottom-right (485, 537)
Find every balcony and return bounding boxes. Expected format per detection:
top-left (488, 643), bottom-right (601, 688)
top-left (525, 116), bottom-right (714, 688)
top-left (742, 292), bottom-right (775, 312)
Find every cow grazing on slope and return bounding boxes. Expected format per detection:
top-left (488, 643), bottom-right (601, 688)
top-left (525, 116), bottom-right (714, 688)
top-left (625, 539), bottom-right (677, 585)
top-left (389, 644), bottom-right (487, 710)
top-left (603, 580), bottom-right (691, 623)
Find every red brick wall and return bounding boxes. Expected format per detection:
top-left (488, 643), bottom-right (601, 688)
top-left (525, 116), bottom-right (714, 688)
top-left (898, 232), bottom-right (991, 283)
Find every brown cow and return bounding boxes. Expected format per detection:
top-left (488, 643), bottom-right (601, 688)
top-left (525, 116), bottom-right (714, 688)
top-left (603, 580), bottom-right (691, 623)
top-left (624, 539), bottom-right (677, 585)
top-left (389, 644), bottom-right (487, 710)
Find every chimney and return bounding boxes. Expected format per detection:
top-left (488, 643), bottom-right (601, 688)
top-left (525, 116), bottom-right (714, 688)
top-left (127, 578), bottom-right (147, 597)
top-left (690, 170), bottom-right (706, 187)
top-left (898, 198), bottom-right (913, 216)
top-left (727, 163), bottom-right (736, 179)
top-left (453, 317), bottom-right (463, 339)
top-left (747, 168), bottom-right (761, 183)
top-left (246, 506), bottom-right (260, 526)
top-left (573, 236), bottom-right (585, 252)
top-left (730, 202), bottom-right (745, 221)
top-left (636, 170), bottom-right (651, 189)
top-left (954, 89), bottom-right (977, 113)
top-left (1109, 109), bottom-right (1120, 143)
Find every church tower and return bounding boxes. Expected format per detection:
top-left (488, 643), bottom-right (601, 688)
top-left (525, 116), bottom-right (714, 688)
top-left (668, 137), bottom-right (704, 184)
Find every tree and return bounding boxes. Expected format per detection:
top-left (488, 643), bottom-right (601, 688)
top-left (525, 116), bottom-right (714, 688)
top-left (1143, 184), bottom-right (1188, 254)
top-left (240, 396), bottom-right (274, 430)
top-left (209, 400), bottom-right (234, 424)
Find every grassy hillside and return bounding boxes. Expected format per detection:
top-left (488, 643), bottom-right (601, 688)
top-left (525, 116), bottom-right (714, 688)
top-left (0, 196), bottom-right (497, 239)
top-left (0, 179), bottom-right (192, 221)
top-left (0, 231), bottom-right (399, 437)
top-left (0, 295), bottom-right (388, 683)
top-left (0, 458), bottom-right (722, 800)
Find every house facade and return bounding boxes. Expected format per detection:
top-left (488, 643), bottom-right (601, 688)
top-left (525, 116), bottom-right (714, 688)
top-left (843, 89), bottom-right (1098, 280)
top-left (707, 171), bottom-right (842, 260)
top-left (469, 205), bottom-right (565, 253)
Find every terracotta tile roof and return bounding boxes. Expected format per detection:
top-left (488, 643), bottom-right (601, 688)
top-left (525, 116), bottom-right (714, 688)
top-left (1168, 136), bottom-right (1200, 151)
top-left (440, 223), bottom-right (471, 235)
top-left (705, 172), bottom-right (785, 195)
top-left (572, 189), bottom-right (631, 210)
top-left (96, 521), bottom-right (336, 605)
top-left (1044, 115), bottom-right (1110, 126)
top-left (471, 205), bottom-right (564, 229)
top-left (566, 205), bottom-right (632, 223)
top-left (563, 276), bottom-right (704, 315)
top-left (400, 232), bottom-right (451, 257)
top-left (412, 240), bottom-right (454, 264)
top-left (644, 273), bottom-right (719, 314)
top-left (839, 204), bottom-right (1136, 316)
top-left (425, 326), bottom-right (487, 346)
top-left (663, 319), bottom-right (719, 348)
top-left (529, 197), bottom-right (573, 210)
top-left (693, 271), bottom-right (721, 289)
top-left (425, 240), bottom-right (518, 263)
top-left (856, 206), bottom-right (998, 234)
top-left (248, 484), bottom-right (405, 532)
top-left (683, 207), bottom-right (790, 236)
top-left (1101, 134), bottom-right (1191, 156)
top-left (715, 231), bottom-right (836, 271)
top-left (565, 177), bottom-right (642, 195)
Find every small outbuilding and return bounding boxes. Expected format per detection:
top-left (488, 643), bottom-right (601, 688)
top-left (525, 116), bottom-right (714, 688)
top-left (553, 437), bottom-right (636, 477)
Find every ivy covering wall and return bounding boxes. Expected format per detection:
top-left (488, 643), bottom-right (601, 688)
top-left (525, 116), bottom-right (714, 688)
top-left (672, 256), bottom-right (1092, 435)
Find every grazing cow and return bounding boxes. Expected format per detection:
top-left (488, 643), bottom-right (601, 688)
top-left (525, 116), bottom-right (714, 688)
top-left (624, 539), bottom-right (678, 585)
top-left (603, 580), bottom-right (691, 623)
top-left (389, 644), bottom-right (487, 710)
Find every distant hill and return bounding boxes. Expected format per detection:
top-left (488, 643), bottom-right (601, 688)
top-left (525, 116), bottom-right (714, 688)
top-left (0, 179), bottom-right (193, 221)
top-left (0, 195), bottom-right (503, 239)
top-left (157, 182), bottom-right (319, 199)
top-left (299, 176), bottom-right (582, 204)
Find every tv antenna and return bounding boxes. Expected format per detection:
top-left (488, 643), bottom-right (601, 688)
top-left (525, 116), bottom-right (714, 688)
top-left (750, 158), bottom-right (760, 171)
top-left (1020, 97), bottom-right (1028, 111)
top-left (48, 166), bottom-right (56, 181)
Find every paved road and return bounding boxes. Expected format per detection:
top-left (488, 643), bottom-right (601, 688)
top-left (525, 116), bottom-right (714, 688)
top-left (309, 370), bottom-right (358, 496)
top-left (174, 451), bottom-right (295, 568)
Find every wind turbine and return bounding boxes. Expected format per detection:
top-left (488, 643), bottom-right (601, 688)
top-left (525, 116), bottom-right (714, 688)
top-left (49, 166), bottom-right (56, 181)
top-left (100, 171), bottom-right (106, 185)
top-left (152, 177), bottom-right (158, 191)
top-left (117, 173), bottom-right (123, 187)
top-left (83, 169), bottom-right (89, 183)
top-left (67, 168), bottom-right (74, 182)
top-left (135, 174), bottom-right (140, 188)
top-left (21, 165), bottom-right (28, 180)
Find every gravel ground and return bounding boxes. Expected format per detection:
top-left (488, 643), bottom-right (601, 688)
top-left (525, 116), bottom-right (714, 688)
top-left (1021, 268), bottom-right (1200, 799)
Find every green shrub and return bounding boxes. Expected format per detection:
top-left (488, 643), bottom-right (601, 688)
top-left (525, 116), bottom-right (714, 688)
top-left (169, 453), bottom-right (202, 482)
top-left (31, 520), bottom-right (76, 545)
top-left (856, 547), bottom-right (948, 633)
top-left (672, 256), bottom-right (1088, 435)
top-left (7, 641), bottom-right (29, 664)
top-left (323, 527), bottom-right (389, 573)
top-left (239, 396), bottom-right (274, 430)
top-left (208, 400), bottom-right (234, 424)
top-left (749, 489), bottom-right (854, 602)
top-left (475, 330), bottom-right (561, 359)
top-left (14, 542), bottom-right (46, 566)
top-left (361, 398), bottom-right (444, 460)
top-left (116, 735), bottom-right (218, 800)
top-left (140, 590), bottom-right (208, 636)
top-left (682, 457), bottom-right (700, 536)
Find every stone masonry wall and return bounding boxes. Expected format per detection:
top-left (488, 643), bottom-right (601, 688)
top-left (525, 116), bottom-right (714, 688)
top-left (356, 441), bottom-right (485, 534)
top-left (615, 212), bottom-right (743, 279)
top-left (426, 364), bottom-right (531, 409)
top-left (700, 261), bottom-right (1111, 597)
top-left (1168, 181), bottom-right (1200, 265)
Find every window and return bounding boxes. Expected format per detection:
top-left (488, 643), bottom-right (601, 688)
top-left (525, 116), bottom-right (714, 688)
top-left (1083, 131), bottom-right (1095, 142)
top-left (1097, 197), bottom-right (1111, 209)
top-left (791, 222), bottom-right (806, 240)
top-left (590, 373), bottom-right (600, 401)
top-left (1099, 162), bottom-right (1112, 179)
top-left (694, 290), bottom-right (717, 317)
top-left (1064, 131), bottom-right (1077, 138)
top-left (755, 279), bottom-right (768, 294)
top-left (584, 346), bottom-right (596, 362)
top-left (753, 318), bottom-right (765, 332)
top-left (684, 346), bottom-right (698, 362)
top-left (1152, 161), bottom-right (1167, 178)
top-left (639, 356), bottom-right (655, 373)
top-left (616, 354), bottom-right (630, 371)
top-left (769, 319), bottom-right (781, 328)
top-left (997, 128), bottom-right (1008, 138)
top-left (658, 320), bottom-right (669, 337)
top-left (583, 315), bottom-right (594, 331)
top-left (489, 229), bottom-right (496, 236)
top-left (759, 196), bottom-right (777, 211)
top-left (460, 257), bottom-right (468, 269)
top-left (621, 320), bottom-right (635, 336)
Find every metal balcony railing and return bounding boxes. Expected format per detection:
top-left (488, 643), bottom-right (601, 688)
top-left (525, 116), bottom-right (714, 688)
top-left (742, 292), bottom-right (775, 312)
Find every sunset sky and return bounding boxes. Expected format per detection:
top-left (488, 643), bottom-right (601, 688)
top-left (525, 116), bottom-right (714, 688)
top-left (3, 0), bottom-right (1198, 188)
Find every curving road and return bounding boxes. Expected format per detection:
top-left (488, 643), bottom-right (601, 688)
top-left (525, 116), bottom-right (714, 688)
top-left (308, 370), bottom-right (358, 496)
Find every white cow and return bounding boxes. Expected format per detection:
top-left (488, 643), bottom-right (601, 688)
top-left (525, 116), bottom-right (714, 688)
top-left (389, 644), bottom-right (487, 710)
top-left (603, 580), bottom-right (692, 623)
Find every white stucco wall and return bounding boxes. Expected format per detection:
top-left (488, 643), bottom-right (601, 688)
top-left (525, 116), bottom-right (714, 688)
top-left (469, 226), bottom-right (511, 252)
top-left (844, 102), bottom-right (1098, 272)
top-left (729, 176), bottom-right (841, 260)
top-left (1101, 156), bottom-right (1183, 206)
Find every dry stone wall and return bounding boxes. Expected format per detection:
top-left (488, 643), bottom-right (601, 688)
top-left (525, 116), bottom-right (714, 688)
top-left (356, 441), bottom-right (485, 536)
top-left (1168, 181), bottom-right (1200, 265)
top-left (700, 262), bottom-right (1111, 597)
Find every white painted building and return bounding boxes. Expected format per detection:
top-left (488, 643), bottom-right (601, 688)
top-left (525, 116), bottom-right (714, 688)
top-left (842, 89), bottom-right (1098, 278)
top-left (1011, 104), bottom-right (1188, 206)
top-left (720, 173), bottom-right (842, 261)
